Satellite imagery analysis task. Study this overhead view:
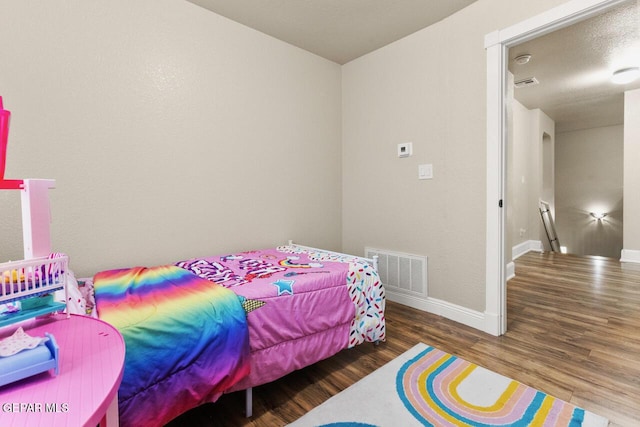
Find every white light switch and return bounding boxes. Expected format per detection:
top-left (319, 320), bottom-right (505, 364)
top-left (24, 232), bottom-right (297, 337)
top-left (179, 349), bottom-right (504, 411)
top-left (418, 164), bottom-right (433, 180)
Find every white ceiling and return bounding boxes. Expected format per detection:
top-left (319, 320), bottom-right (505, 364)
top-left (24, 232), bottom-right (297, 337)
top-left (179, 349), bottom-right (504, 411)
top-left (187, 0), bottom-right (640, 133)
top-left (187, 0), bottom-right (479, 64)
top-left (509, 1), bottom-right (640, 133)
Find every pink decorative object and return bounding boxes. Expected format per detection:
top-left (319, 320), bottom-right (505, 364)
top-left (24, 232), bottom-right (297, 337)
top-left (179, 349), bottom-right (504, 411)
top-left (0, 97), bottom-right (56, 259)
top-left (0, 96), bottom-right (24, 190)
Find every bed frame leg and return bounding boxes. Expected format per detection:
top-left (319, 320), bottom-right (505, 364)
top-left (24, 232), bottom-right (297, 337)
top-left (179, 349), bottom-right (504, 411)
top-left (245, 387), bottom-right (253, 417)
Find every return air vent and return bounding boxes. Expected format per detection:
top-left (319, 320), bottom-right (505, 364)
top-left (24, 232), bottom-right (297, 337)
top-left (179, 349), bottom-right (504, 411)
top-left (514, 77), bottom-right (539, 88)
top-left (365, 247), bottom-right (427, 298)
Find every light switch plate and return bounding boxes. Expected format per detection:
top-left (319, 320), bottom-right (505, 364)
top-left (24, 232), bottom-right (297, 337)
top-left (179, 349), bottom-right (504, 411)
top-left (418, 164), bottom-right (433, 179)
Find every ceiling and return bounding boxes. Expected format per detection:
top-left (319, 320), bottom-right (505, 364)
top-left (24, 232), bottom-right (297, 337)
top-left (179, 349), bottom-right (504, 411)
top-left (187, 0), bottom-right (479, 65)
top-left (509, 1), bottom-right (640, 133)
top-left (186, 0), bottom-right (640, 133)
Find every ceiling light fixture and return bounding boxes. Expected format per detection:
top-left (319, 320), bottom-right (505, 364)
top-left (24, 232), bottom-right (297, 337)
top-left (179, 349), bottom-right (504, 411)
top-left (590, 212), bottom-right (607, 221)
top-left (514, 54), bottom-right (532, 65)
top-left (611, 67), bottom-right (640, 84)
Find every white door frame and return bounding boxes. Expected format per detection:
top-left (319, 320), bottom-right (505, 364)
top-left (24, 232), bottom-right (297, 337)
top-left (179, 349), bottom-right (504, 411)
top-left (483, 0), bottom-right (631, 336)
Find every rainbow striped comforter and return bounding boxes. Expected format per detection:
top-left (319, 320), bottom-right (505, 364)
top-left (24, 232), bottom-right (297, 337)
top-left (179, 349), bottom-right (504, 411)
top-left (93, 265), bottom-right (250, 427)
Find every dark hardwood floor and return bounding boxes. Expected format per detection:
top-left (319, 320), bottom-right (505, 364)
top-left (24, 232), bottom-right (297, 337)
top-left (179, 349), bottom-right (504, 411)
top-left (167, 251), bottom-right (640, 426)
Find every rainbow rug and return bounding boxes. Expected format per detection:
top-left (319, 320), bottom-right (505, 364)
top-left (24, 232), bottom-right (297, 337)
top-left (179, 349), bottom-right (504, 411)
top-left (289, 343), bottom-right (608, 427)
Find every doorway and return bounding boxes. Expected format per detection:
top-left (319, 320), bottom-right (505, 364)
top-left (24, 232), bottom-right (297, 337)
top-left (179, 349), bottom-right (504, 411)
top-left (484, 0), bottom-right (633, 336)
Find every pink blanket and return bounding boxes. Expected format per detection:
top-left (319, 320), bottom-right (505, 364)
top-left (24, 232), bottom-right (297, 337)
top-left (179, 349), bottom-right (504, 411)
top-left (176, 245), bottom-right (386, 388)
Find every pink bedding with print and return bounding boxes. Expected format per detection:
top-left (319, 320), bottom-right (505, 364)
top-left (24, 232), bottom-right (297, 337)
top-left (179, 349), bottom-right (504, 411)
top-left (176, 245), bottom-right (385, 389)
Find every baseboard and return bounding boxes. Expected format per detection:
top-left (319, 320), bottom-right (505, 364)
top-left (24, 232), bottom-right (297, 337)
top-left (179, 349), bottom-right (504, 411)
top-left (620, 249), bottom-right (640, 264)
top-left (385, 290), bottom-right (486, 333)
top-left (507, 240), bottom-right (542, 281)
top-left (483, 311), bottom-right (502, 336)
top-left (512, 240), bottom-right (543, 260)
top-left (506, 262), bottom-right (515, 281)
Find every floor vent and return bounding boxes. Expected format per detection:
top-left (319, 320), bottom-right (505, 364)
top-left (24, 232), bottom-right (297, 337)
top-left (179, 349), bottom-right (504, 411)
top-left (365, 247), bottom-right (427, 298)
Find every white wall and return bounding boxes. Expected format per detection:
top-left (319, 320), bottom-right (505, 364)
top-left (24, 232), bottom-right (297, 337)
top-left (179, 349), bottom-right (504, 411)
top-left (532, 110), bottom-right (556, 251)
top-left (0, 0), bottom-right (342, 276)
top-left (342, 0), bottom-right (567, 313)
top-left (508, 100), bottom-right (534, 253)
top-left (508, 100), bottom-right (554, 257)
top-left (556, 125), bottom-right (623, 258)
top-left (623, 88), bottom-right (640, 261)
top-left (0, 0), bottom-right (575, 325)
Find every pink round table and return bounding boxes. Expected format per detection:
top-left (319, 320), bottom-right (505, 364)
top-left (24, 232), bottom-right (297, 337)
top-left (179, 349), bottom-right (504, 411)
top-left (0, 314), bottom-right (125, 427)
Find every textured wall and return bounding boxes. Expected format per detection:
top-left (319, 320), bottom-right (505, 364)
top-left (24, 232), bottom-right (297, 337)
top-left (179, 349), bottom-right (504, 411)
top-left (556, 125), bottom-right (624, 258)
top-left (341, 0), bottom-right (569, 312)
top-left (0, 0), bottom-right (342, 276)
top-left (1, 0), bottom-right (576, 317)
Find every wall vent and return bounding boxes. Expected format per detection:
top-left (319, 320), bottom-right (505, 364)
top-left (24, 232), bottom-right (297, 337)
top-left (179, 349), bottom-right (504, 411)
top-left (514, 77), bottom-right (539, 88)
top-left (365, 247), bottom-right (427, 298)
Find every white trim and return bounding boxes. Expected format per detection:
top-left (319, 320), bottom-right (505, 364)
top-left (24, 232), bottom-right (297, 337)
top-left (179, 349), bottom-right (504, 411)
top-left (485, 0), bottom-right (629, 337)
top-left (485, 40), bottom-right (507, 337)
top-left (620, 249), bottom-right (640, 264)
top-left (487, 0), bottom-right (629, 48)
top-left (512, 240), bottom-right (543, 260)
top-left (507, 240), bottom-right (543, 280)
top-left (506, 262), bottom-right (515, 281)
top-left (385, 291), bottom-right (486, 332)
top-left (483, 311), bottom-right (502, 336)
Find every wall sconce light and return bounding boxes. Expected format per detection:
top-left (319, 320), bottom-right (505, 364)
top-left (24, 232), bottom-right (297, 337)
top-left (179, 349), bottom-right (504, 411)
top-left (611, 67), bottom-right (640, 84)
top-left (590, 212), bottom-right (607, 220)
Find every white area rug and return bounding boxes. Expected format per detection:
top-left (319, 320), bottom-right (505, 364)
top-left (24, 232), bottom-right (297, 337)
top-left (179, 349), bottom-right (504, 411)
top-left (289, 343), bottom-right (608, 427)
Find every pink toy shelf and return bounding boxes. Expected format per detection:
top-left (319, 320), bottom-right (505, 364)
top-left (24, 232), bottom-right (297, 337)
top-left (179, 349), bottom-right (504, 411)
top-left (0, 96), bottom-right (57, 260)
top-left (0, 96), bottom-right (68, 389)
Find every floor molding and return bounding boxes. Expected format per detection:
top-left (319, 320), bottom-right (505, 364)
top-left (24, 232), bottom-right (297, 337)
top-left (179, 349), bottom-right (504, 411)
top-left (508, 240), bottom-right (543, 281)
top-left (512, 240), bottom-right (543, 260)
top-left (385, 290), bottom-right (486, 333)
top-left (506, 262), bottom-right (515, 281)
top-left (621, 249), bottom-right (640, 264)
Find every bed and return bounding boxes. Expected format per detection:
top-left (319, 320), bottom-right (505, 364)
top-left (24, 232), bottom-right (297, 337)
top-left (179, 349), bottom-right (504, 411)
top-left (0, 99), bottom-right (387, 425)
top-left (91, 242), bottom-right (386, 427)
top-left (1, 244), bottom-right (385, 426)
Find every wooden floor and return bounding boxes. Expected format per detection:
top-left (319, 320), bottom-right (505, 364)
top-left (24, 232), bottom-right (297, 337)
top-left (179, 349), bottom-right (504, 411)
top-left (167, 252), bottom-right (640, 426)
